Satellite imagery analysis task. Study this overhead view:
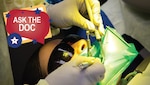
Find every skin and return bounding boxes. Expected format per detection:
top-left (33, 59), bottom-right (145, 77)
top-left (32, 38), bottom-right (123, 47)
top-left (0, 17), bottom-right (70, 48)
top-left (38, 39), bottom-right (88, 77)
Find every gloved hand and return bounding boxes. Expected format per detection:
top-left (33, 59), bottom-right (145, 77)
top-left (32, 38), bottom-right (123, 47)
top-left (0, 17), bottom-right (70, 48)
top-left (47, 0), bottom-right (104, 34)
top-left (45, 56), bottom-right (105, 85)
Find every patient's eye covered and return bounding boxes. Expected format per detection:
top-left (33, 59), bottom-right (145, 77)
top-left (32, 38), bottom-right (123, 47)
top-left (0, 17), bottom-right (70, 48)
top-left (48, 34), bottom-right (83, 73)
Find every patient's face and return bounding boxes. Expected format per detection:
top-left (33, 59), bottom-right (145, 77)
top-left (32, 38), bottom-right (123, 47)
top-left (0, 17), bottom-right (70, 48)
top-left (39, 35), bottom-right (88, 76)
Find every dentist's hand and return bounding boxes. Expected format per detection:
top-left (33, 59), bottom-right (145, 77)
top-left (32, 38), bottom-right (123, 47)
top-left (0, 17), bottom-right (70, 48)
top-left (45, 56), bottom-right (105, 85)
top-left (47, 0), bottom-right (104, 34)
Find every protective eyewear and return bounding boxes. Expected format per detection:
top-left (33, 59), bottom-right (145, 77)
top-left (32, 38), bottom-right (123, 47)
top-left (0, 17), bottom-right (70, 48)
top-left (47, 34), bottom-right (83, 73)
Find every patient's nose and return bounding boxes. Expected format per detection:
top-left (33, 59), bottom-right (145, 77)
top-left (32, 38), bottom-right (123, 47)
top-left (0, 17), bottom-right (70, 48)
top-left (71, 39), bottom-right (88, 55)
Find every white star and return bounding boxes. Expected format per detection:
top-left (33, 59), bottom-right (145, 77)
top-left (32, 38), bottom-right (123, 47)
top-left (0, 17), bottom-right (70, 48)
top-left (11, 37), bottom-right (19, 44)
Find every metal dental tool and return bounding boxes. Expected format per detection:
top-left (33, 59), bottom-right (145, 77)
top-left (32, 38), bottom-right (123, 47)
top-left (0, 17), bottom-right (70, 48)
top-left (78, 0), bottom-right (99, 69)
top-left (77, 31), bottom-right (92, 69)
top-left (78, 61), bottom-right (92, 69)
top-left (79, 0), bottom-right (105, 70)
top-left (86, 31), bottom-right (92, 57)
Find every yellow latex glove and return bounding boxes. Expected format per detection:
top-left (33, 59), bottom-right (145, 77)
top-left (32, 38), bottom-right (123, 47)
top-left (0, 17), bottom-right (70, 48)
top-left (47, 0), bottom-right (104, 34)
